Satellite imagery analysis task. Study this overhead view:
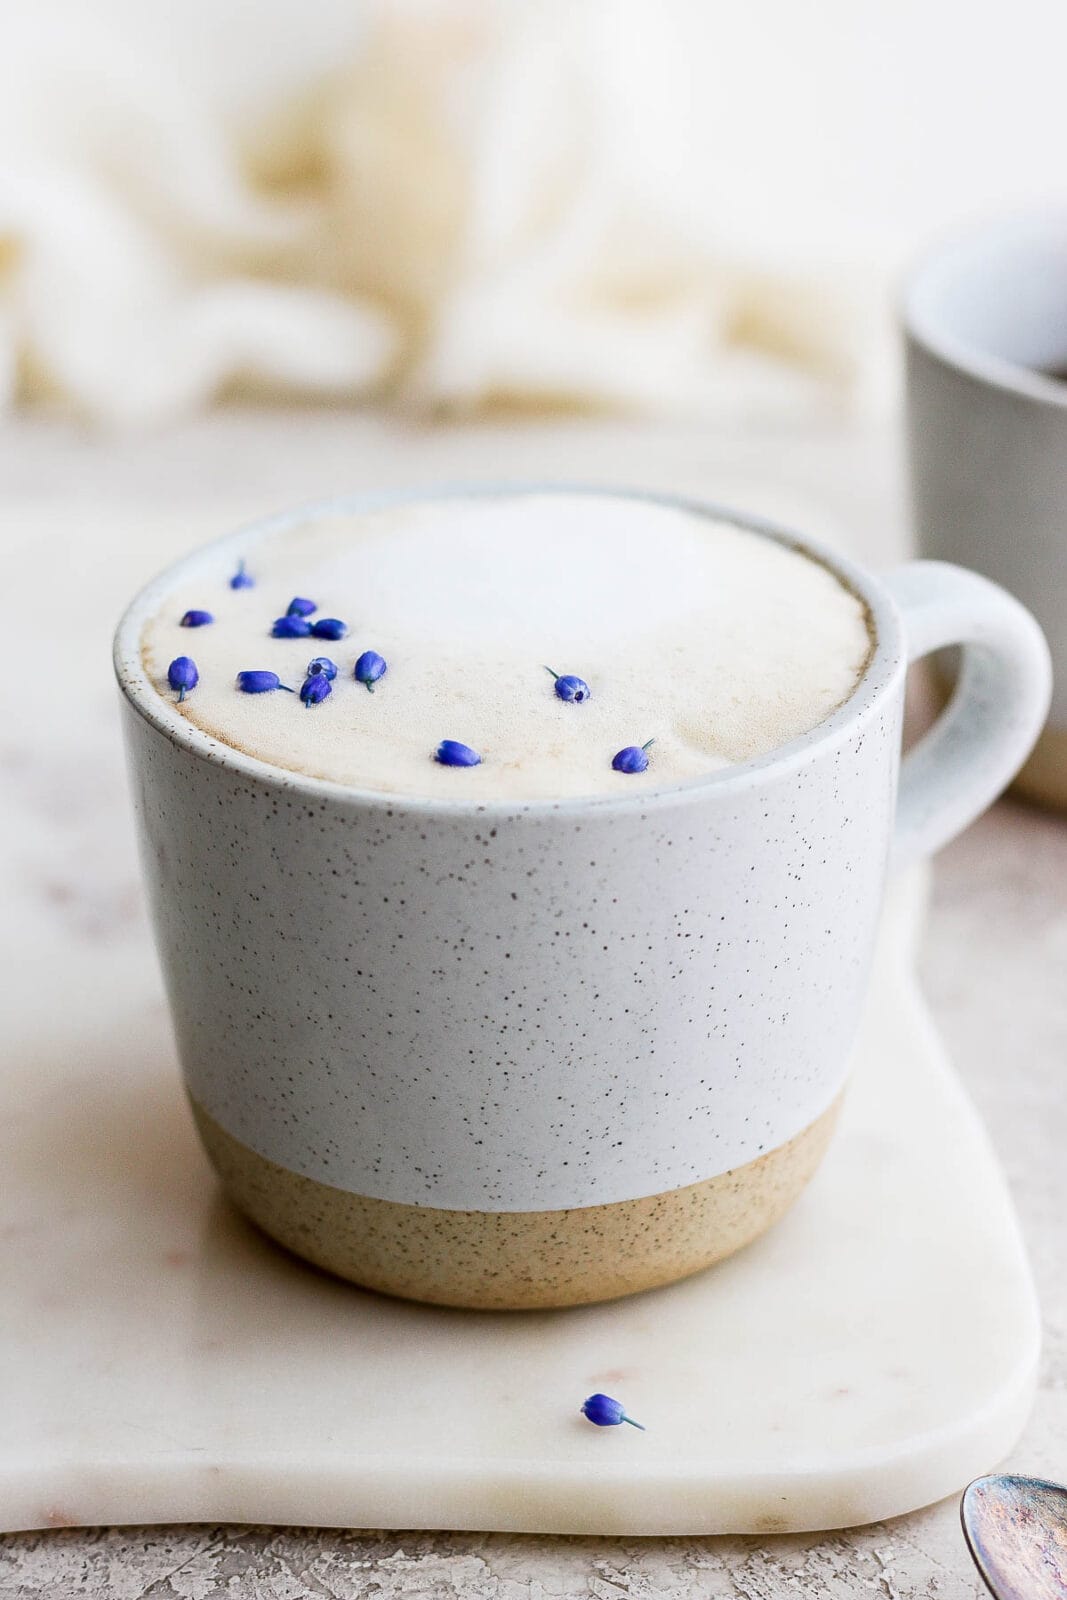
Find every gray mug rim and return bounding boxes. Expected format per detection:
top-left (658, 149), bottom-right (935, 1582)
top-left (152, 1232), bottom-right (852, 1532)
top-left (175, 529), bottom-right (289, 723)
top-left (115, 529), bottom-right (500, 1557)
top-left (900, 208), bottom-right (1067, 409)
top-left (113, 482), bottom-right (905, 818)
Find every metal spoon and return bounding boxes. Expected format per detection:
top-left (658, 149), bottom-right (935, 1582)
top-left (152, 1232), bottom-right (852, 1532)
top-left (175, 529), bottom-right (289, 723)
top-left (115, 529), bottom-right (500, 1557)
top-left (962, 1474), bottom-right (1067, 1599)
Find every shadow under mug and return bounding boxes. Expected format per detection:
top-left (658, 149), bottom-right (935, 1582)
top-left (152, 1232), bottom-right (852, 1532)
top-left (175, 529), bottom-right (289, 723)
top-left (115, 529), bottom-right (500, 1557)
top-left (903, 210), bottom-right (1067, 809)
top-left (114, 487), bottom-right (1050, 1309)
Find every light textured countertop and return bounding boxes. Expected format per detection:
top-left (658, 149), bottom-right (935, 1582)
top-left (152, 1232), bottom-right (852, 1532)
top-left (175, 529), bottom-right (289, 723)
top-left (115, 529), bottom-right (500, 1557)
top-left (2, 409), bottom-right (1065, 1598)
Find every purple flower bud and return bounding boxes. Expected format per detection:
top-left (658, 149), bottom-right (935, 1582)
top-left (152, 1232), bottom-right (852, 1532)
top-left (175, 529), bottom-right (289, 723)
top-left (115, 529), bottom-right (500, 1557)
top-left (237, 670), bottom-right (294, 694)
top-left (300, 674), bottom-right (332, 707)
top-left (287, 597), bottom-right (317, 617)
top-left (180, 609), bottom-right (214, 628)
top-left (310, 617), bottom-right (348, 641)
top-left (581, 1393), bottom-right (644, 1429)
top-left (306, 656), bottom-right (337, 680)
top-left (612, 739), bottom-right (655, 775)
top-left (167, 656), bottom-right (198, 703)
top-left (272, 615), bottom-right (313, 639)
top-left (435, 739), bottom-right (481, 768)
top-left (229, 560), bottom-right (254, 590)
top-left (354, 649), bottom-right (387, 692)
top-left (545, 666), bottom-right (590, 703)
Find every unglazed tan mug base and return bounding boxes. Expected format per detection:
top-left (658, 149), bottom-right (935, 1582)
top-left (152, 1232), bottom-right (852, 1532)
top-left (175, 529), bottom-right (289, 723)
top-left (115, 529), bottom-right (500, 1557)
top-left (191, 1096), bottom-right (841, 1310)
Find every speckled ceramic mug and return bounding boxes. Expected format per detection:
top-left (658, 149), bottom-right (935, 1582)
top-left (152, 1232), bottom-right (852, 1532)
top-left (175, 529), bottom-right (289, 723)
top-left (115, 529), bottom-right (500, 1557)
top-left (115, 488), bottom-right (1050, 1309)
top-left (904, 212), bottom-right (1067, 809)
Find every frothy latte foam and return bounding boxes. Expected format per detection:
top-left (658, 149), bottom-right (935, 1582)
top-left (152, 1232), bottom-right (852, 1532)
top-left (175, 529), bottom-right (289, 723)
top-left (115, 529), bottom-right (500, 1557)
top-left (141, 492), bottom-right (873, 801)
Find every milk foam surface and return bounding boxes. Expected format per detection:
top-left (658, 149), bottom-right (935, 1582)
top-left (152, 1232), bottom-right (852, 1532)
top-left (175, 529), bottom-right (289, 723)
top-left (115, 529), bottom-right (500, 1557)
top-left (141, 493), bottom-right (872, 800)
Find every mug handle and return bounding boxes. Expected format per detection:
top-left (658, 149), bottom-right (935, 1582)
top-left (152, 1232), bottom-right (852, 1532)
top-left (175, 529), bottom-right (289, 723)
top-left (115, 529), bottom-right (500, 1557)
top-left (884, 561), bottom-right (1051, 867)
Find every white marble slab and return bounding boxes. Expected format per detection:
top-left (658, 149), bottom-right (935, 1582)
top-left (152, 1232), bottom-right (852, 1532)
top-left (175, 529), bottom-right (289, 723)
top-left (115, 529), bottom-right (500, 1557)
top-left (0, 866), bottom-right (1038, 1537)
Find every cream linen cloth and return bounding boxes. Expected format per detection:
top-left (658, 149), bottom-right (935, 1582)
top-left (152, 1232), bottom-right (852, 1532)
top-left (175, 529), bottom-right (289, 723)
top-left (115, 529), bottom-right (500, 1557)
top-left (0, 0), bottom-right (888, 427)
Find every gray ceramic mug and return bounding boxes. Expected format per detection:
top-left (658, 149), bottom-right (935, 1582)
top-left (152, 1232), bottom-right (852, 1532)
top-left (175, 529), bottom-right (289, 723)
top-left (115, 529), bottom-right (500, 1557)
top-left (904, 211), bottom-right (1067, 808)
top-left (114, 488), bottom-right (1050, 1309)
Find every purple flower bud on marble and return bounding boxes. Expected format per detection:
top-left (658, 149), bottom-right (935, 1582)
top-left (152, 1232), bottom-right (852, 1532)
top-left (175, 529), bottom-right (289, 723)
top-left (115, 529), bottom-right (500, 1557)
top-left (581, 1393), bottom-right (645, 1430)
top-left (354, 649), bottom-right (387, 692)
top-left (306, 656), bottom-right (338, 680)
top-left (611, 739), bottom-right (655, 775)
top-left (311, 617), bottom-right (348, 641)
top-left (180, 609), bottom-right (214, 628)
top-left (287, 597), bottom-right (317, 618)
top-left (272, 614), bottom-right (313, 639)
top-left (300, 674), bottom-right (332, 707)
top-left (435, 739), bottom-right (481, 768)
top-left (167, 656), bottom-right (198, 703)
top-left (229, 560), bottom-right (254, 590)
top-left (237, 670), bottom-right (294, 694)
top-left (545, 666), bottom-right (590, 703)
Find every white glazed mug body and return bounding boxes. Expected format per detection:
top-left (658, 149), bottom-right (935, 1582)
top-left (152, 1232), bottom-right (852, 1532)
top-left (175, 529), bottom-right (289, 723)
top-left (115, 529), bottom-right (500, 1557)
top-left (115, 488), bottom-right (1049, 1307)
